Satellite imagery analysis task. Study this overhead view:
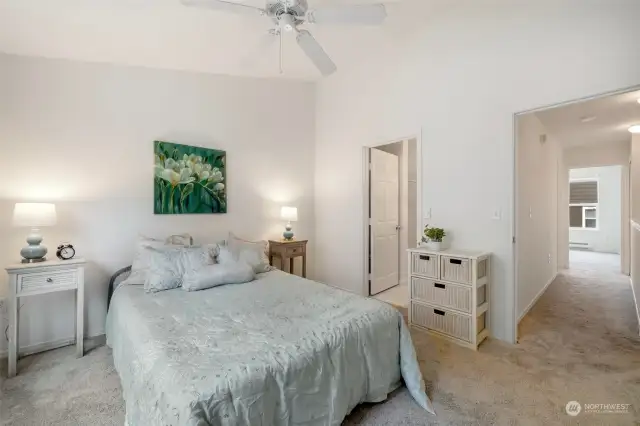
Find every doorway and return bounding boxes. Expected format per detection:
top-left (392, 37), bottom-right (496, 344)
top-left (568, 166), bottom-right (623, 274)
top-left (514, 86), bottom-right (639, 342)
top-left (363, 137), bottom-right (420, 303)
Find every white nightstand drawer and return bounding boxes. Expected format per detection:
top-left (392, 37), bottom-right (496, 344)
top-left (411, 277), bottom-right (472, 313)
top-left (17, 270), bottom-right (78, 294)
top-left (411, 301), bottom-right (472, 342)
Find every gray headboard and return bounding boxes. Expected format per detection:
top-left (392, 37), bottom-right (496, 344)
top-left (107, 266), bottom-right (132, 309)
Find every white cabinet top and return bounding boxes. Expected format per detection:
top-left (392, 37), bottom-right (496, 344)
top-left (407, 247), bottom-right (491, 260)
top-left (6, 258), bottom-right (86, 273)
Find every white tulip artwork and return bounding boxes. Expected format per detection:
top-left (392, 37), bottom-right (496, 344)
top-left (154, 141), bottom-right (227, 214)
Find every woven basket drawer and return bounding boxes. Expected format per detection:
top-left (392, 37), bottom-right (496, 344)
top-left (411, 277), bottom-right (472, 313)
top-left (411, 302), bottom-right (472, 342)
top-left (411, 253), bottom-right (438, 278)
top-left (440, 256), bottom-right (471, 284)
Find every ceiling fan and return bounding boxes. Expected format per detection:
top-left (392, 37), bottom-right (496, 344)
top-left (181, 0), bottom-right (388, 77)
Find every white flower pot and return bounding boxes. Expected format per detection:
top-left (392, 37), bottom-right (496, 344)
top-left (426, 241), bottom-right (443, 252)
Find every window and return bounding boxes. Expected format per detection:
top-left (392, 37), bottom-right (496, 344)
top-left (569, 179), bottom-right (598, 229)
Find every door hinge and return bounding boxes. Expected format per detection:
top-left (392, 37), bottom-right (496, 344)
top-left (512, 236), bottom-right (516, 244)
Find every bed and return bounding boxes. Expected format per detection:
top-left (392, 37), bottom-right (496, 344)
top-left (106, 268), bottom-right (434, 425)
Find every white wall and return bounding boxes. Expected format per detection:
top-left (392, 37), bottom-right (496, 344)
top-left (315, 0), bottom-right (640, 343)
top-left (569, 166), bottom-right (622, 254)
top-left (0, 53), bottom-right (316, 354)
top-left (564, 140), bottom-right (631, 169)
top-left (516, 114), bottom-right (559, 320)
top-left (630, 133), bottom-right (640, 332)
top-left (407, 138), bottom-right (418, 251)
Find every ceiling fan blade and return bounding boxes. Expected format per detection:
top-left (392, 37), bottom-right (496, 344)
top-left (296, 30), bottom-right (337, 77)
top-left (307, 4), bottom-right (387, 25)
top-left (181, 0), bottom-right (265, 17)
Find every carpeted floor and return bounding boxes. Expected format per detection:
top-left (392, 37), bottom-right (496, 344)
top-left (2, 265), bottom-right (639, 425)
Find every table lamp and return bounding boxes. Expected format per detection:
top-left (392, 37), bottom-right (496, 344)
top-left (280, 206), bottom-right (298, 241)
top-left (12, 203), bottom-right (57, 263)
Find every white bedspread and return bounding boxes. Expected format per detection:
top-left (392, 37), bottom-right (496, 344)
top-left (106, 270), bottom-right (434, 425)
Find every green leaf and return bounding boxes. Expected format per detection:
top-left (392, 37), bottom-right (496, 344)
top-left (180, 183), bottom-right (194, 213)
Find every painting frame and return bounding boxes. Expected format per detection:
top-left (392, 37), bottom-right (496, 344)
top-left (154, 140), bottom-right (227, 215)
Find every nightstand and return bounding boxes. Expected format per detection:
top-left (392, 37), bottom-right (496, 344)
top-left (5, 258), bottom-right (86, 377)
top-left (269, 240), bottom-right (308, 278)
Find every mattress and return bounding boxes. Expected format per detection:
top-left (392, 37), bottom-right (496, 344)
top-left (106, 270), bottom-right (434, 425)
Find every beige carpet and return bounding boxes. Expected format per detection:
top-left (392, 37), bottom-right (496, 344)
top-left (2, 266), bottom-right (639, 425)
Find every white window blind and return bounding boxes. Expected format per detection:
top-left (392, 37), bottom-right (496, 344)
top-left (570, 181), bottom-right (598, 204)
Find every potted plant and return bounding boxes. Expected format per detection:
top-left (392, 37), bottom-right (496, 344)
top-left (423, 225), bottom-right (446, 251)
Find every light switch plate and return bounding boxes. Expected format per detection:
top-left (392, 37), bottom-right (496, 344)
top-left (492, 208), bottom-right (502, 220)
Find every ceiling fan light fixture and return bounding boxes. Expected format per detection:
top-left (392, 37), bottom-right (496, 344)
top-left (279, 13), bottom-right (296, 32)
top-left (629, 125), bottom-right (640, 134)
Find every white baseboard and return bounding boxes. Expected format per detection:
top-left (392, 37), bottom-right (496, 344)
top-left (630, 279), bottom-right (640, 336)
top-left (518, 273), bottom-right (557, 323)
top-left (0, 334), bottom-right (105, 359)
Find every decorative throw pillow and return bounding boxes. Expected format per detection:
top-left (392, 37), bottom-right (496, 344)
top-left (182, 261), bottom-right (255, 292)
top-left (165, 233), bottom-right (193, 246)
top-left (227, 233), bottom-right (274, 273)
top-left (202, 241), bottom-right (226, 265)
top-left (181, 245), bottom-right (214, 272)
top-left (144, 247), bottom-right (184, 293)
top-left (123, 234), bottom-right (194, 285)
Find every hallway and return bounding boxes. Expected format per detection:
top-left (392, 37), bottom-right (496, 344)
top-left (517, 261), bottom-right (640, 421)
top-left (569, 249), bottom-right (622, 274)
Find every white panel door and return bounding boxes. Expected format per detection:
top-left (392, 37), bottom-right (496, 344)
top-left (370, 148), bottom-right (400, 295)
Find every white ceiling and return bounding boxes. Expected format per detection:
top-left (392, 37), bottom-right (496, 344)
top-left (0, 0), bottom-right (444, 81)
top-left (535, 88), bottom-right (640, 148)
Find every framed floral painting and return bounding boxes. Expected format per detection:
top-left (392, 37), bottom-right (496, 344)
top-left (154, 141), bottom-right (226, 214)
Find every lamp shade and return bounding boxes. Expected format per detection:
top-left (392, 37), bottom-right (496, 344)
top-left (280, 206), bottom-right (298, 222)
top-left (12, 203), bottom-right (57, 227)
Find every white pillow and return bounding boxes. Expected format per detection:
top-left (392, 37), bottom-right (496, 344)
top-left (227, 233), bottom-right (274, 273)
top-left (123, 234), bottom-right (195, 285)
top-left (144, 245), bottom-right (211, 293)
top-left (216, 245), bottom-right (236, 265)
top-left (144, 247), bottom-right (184, 293)
top-left (182, 261), bottom-right (255, 292)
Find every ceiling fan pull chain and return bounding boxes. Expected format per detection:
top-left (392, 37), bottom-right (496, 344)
top-left (279, 30), bottom-right (284, 75)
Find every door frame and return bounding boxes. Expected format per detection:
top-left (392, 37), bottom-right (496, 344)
top-left (362, 131), bottom-right (423, 296)
top-left (512, 84), bottom-right (640, 343)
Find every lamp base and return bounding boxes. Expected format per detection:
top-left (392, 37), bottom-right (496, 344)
top-left (20, 228), bottom-right (48, 263)
top-left (21, 257), bottom-right (47, 264)
top-left (283, 222), bottom-right (295, 241)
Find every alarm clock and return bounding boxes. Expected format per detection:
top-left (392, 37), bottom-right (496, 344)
top-left (56, 243), bottom-right (76, 260)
